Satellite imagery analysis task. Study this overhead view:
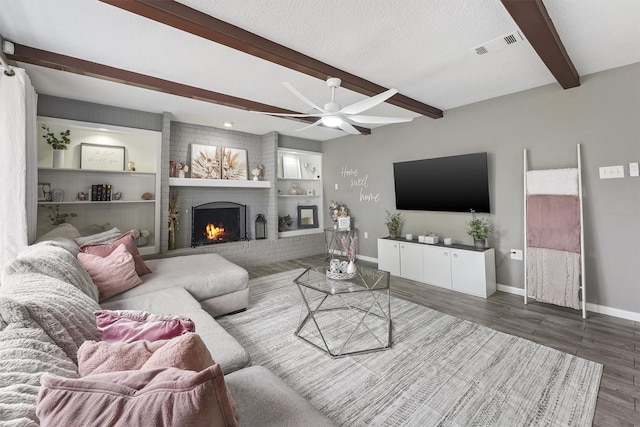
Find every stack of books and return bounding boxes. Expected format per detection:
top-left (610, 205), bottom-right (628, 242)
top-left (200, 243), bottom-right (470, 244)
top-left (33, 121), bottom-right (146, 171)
top-left (91, 184), bottom-right (113, 201)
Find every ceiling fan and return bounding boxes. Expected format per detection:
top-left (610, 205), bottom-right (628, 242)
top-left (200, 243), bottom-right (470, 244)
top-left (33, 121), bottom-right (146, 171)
top-left (260, 77), bottom-right (414, 134)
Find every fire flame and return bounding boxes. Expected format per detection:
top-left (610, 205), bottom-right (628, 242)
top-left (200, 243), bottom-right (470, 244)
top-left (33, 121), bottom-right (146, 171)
top-left (205, 223), bottom-right (226, 240)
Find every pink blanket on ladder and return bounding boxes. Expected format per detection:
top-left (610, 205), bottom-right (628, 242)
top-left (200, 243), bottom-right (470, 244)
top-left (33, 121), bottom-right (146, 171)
top-left (527, 195), bottom-right (580, 253)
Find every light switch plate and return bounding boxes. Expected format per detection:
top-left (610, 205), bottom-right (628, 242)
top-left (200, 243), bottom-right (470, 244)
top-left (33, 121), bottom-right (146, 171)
top-left (599, 165), bottom-right (624, 179)
top-left (630, 162), bottom-right (639, 177)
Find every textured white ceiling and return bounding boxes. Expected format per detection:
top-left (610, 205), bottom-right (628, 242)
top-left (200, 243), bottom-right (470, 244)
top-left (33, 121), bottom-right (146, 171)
top-left (1, 0), bottom-right (639, 140)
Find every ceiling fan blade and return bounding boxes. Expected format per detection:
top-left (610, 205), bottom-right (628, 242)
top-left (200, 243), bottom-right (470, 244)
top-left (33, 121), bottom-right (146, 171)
top-left (295, 118), bottom-right (323, 132)
top-left (338, 121), bottom-right (361, 135)
top-left (339, 88), bottom-right (398, 115)
top-left (250, 111), bottom-right (320, 118)
top-left (348, 115), bottom-right (413, 124)
top-left (283, 82), bottom-right (326, 113)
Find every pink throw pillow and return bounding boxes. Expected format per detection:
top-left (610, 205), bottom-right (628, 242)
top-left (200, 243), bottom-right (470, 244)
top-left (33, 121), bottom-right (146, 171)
top-left (80, 230), bottom-right (152, 276)
top-left (78, 332), bottom-right (215, 376)
top-left (95, 309), bottom-right (195, 343)
top-left (37, 365), bottom-right (239, 427)
top-left (77, 244), bottom-right (142, 302)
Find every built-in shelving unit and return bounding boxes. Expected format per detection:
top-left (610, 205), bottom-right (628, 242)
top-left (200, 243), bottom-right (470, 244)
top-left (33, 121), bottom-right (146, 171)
top-left (277, 148), bottom-right (323, 238)
top-left (36, 117), bottom-right (162, 255)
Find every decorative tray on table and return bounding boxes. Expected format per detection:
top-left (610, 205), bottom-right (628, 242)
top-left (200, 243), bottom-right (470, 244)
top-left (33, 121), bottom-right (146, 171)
top-left (326, 269), bottom-right (356, 281)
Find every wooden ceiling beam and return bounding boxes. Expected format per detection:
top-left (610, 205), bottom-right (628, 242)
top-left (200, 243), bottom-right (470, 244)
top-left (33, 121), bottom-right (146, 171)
top-left (8, 43), bottom-right (371, 134)
top-left (99, 0), bottom-right (443, 119)
top-left (501, 0), bottom-right (579, 89)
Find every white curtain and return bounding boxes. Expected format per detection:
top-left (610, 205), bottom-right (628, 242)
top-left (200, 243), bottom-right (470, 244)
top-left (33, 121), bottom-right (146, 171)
top-left (0, 66), bottom-right (38, 266)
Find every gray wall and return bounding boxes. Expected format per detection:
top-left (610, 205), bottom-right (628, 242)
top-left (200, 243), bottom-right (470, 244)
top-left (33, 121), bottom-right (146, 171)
top-left (322, 63), bottom-right (640, 313)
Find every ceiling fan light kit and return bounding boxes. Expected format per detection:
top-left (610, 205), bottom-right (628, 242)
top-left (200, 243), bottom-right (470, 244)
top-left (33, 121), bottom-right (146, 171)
top-left (255, 77), bottom-right (414, 135)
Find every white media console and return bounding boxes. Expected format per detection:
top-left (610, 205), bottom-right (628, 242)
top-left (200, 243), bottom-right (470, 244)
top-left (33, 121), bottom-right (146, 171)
top-left (377, 238), bottom-right (496, 298)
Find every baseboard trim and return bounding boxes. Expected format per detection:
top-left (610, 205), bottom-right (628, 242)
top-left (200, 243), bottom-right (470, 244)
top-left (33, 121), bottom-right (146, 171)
top-left (497, 283), bottom-right (640, 322)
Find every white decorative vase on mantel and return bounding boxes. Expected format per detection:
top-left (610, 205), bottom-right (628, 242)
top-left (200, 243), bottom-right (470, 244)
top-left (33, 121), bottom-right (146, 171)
top-left (52, 149), bottom-right (64, 168)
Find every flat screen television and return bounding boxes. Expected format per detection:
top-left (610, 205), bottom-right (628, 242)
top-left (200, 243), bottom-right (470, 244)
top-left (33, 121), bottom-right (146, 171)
top-left (393, 152), bottom-right (491, 213)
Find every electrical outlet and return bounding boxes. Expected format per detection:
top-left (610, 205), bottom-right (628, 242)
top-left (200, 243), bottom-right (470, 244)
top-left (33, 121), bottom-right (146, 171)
top-left (334, 183), bottom-right (339, 190)
top-left (510, 249), bottom-right (523, 261)
top-left (599, 165), bottom-right (624, 179)
top-left (364, 232), bottom-right (368, 239)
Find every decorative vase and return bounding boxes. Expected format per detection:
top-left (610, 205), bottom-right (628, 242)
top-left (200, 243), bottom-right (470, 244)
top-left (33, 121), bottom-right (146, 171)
top-left (52, 189), bottom-right (64, 202)
top-left (474, 238), bottom-right (486, 248)
top-left (52, 149), bottom-right (64, 168)
top-left (168, 222), bottom-right (176, 250)
top-left (389, 229), bottom-right (397, 238)
top-left (346, 260), bottom-right (356, 274)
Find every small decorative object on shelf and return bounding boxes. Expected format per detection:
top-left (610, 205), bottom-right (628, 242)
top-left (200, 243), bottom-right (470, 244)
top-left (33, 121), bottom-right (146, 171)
top-left (466, 209), bottom-right (494, 248)
top-left (251, 167), bottom-right (261, 181)
top-left (51, 189), bottom-right (64, 203)
top-left (126, 161), bottom-right (136, 171)
top-left (169, 161), bottom-right (176, 177)
top-left (278, 214), bottom-right (293, 232)
top-left (41, 124), bottom-right (71, 168)
top-left (385, 210), bottom-right (402, 238)
top-left (77, 192), bottom-right (87, 201)
top-left (113, 192), bottom-right (123, 200)
top-left (255, 214), bottom-right (267, 240)
top-left (141, 192), bottom-right (153, 200)
top-left (133, 229), bottom-right (150, 246)
top-left (289, 183), bottom-right (302, 195)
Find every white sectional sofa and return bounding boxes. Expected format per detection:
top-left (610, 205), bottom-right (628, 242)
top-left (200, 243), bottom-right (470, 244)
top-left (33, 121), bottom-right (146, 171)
top-left (0, 237), bottom-right (335, 426)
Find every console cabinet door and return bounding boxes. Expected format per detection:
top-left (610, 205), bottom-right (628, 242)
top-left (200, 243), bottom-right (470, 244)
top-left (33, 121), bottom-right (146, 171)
top-left (377, 239), bottom-right (400, 276)
top-left (422, 245), bottom-right (452, 289)
top-left (450, 249), bottom-right (496, 298)
top-left (399, 242), bottom-right (424, 282)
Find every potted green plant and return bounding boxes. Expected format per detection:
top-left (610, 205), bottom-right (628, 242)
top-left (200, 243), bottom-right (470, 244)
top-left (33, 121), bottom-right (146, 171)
top-left (41, 124), bottom-right (71, 168)
top-left (385, 210), bottom-right (402, 238)
top-left (278, 214), bottom-right (293, 232)
top-left (466, 210), bottom-right (494, 248)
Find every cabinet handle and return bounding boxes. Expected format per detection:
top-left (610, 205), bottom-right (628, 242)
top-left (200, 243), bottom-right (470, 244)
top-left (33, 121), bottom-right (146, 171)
top-left (453, 254), bottom-right (458, 258)
top-left (444, 252), bottom-right (448, 256)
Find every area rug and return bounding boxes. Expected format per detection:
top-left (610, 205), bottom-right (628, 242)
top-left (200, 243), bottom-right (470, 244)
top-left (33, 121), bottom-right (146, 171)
top-left (217, 269), bottom-right (602, 426)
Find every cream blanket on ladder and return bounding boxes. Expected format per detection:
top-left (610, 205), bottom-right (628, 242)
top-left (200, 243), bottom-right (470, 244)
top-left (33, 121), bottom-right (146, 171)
top-left (526, 247), bottom-right (580, 309)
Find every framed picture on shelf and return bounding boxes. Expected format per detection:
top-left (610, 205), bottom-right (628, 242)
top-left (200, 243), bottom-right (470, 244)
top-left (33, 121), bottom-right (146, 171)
top-left (80, 143), bottom-right (125, 171)
top-left (221, 147), bottom-right (248, 180)
top-left (190, 144), bottom-right (221, 179)
top-left (282, 155), bottom-right (301, 179)
top-left (338, 216), bottom-right (351, 231)
top-left (297, 205), bottom-right (319, 229)
top-left (38, 183), bottom-right (51, 201)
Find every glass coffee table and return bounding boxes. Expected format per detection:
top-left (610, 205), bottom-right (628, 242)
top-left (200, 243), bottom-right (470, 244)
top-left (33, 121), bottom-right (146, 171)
top-left (293, 264), bottom-right (392, 358)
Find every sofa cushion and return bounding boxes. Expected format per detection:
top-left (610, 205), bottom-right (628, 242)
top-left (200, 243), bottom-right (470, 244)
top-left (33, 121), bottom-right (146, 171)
top-left (0, 298), bottom-right (79, 427)
top-left (80, 230), bottom-right (152, 276)
top-left (101, 287), bottom-right (251, 374)
top-left (1, 239), bottom-right (98, 302)
top-left (78, 332), bottom-right (214, 376)
top-left (0, 272), bottom-right (101, 363)
top-left (78, 244), bottom-right (143, 301)
top-left (95, 309), bottom-right (195, 343)
top-left (103, 253), bottom-right (248, 304)
top-left (225, 366), bottom-right (336, 427)
top-left (37, 365), bottom-right (239, 427)
top-left (34, 223), bottom-right (82, 243)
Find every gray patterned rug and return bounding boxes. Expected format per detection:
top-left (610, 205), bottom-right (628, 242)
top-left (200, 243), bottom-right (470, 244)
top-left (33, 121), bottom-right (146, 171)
top-left (218, 269), bottom-right (602, 427)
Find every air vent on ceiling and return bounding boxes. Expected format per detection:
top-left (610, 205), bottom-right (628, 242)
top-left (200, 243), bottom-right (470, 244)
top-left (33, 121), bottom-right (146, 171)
top-left (473, 31), bottom-right (524, 55)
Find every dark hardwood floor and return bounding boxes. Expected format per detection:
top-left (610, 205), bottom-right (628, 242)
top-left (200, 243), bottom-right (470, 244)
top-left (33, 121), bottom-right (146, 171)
top-left (246, 254), bottom-right (640, 427)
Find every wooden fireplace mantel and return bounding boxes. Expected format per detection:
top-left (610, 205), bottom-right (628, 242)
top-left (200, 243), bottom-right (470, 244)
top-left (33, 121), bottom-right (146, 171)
top-left (168, 178), bottom-right (271, 188)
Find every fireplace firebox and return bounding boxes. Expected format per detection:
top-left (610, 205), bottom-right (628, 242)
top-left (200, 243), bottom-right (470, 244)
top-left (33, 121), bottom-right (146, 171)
top-left (191, 202), bottom-right (247, 247)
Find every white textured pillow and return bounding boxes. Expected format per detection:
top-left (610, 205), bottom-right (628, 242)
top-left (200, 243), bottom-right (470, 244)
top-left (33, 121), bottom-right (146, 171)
top-left (35, 223), bottom-right (81, 243)
top-left (78, 244), bottom-right (142, 302)
top-left (74, 227), bottom-right (122, 246)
